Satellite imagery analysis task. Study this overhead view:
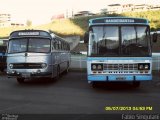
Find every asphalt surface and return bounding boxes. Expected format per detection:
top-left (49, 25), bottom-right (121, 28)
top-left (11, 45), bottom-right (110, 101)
top-left (0, 70), bottom-right (160, 119)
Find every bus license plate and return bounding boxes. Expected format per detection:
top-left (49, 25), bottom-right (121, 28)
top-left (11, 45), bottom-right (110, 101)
top-left (116, 77), bottom-right (126, 81)
top-left (22, 73), bottom-right (30, 78)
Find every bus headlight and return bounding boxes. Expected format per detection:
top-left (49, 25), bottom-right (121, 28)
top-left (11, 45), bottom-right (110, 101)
top-left (97, 64), bottom-right (102, 70)
top-left (138, 64), bottom-right (144, 70)
top-left (92, 65), bottom-right (97, 70)
top-left (41, 63), bottom-right (47, 69)
top-left (138, 63), bottom-right (150, 70)
top-left (144, 64), bottom-right (149, 70)
top-left (9, 64), bottom-right (13, 69)
top-left (91, 64), bottom-right (103, 71)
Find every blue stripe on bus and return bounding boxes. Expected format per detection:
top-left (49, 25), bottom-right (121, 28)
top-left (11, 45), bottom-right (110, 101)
top-left (88, 75), bottom-right (152, 81)
top-left (136, 75), bottom-right (152, 81)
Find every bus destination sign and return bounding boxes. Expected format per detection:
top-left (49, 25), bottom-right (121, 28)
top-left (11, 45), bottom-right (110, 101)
top-left (91, 18), bottom-right (148, 24)
top-left (18, 32), bottom-right (40, 36)
top-left (105, 19), bottom-right (134, 23)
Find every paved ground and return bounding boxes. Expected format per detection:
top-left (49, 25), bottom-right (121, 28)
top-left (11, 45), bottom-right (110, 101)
top-left (0, 71), bottom-right (159, 119)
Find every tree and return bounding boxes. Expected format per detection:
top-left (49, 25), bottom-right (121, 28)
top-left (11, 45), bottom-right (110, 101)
top-left (100, 8), bottom-right (108, 15)
top-left (26, 20), bottom-right (32, 26)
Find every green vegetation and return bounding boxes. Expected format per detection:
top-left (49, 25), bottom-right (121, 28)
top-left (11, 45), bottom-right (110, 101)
top-left (35, 19), bottom-right (84, 37)
top-left (0, 10), bottom-right (160, 38)
top-left (121, 10), bottom-right (160, 31)
top-left (70, 14), bottom-right (120, 33)
top-left (0, 19), bottom-right (84, 38)
top-left (71, 10), bottom-right (160, 32)
top-left (26, 20), bottom-right (32, 27)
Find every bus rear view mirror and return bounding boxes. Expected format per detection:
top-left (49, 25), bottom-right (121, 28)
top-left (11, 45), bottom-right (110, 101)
top-left (84, 32), bottom-right (89, 43)
top-left (153, 33), bottom-right (158, 43)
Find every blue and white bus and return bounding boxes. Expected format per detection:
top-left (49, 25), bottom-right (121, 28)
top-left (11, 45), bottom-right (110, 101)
top-left (84, 17), bottom-right (157, 87)
top-left (7, 30), bottom-right (70, 83)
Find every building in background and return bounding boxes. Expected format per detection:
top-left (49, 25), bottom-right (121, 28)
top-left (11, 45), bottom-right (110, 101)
top-left (150, 4), bottom-right (160, 10)
top-left (51, 14), bottom-right (65, 20)
top-left (133, 4), bottom-right (149, 12)
top-left (121, 4), bottom-right (134, 13)
top-left (107, 3), bottom-right (160, 14)
top-left (11, 23), bottom-right (24, 27)
top-left (107, 4), bottom-right (123, 14)
top-left (0, 13), bottom-right (25, 27)
top-left (0, 13), bottom-right (11, 27)
top-left (73, 11), bottom-right (96, 17)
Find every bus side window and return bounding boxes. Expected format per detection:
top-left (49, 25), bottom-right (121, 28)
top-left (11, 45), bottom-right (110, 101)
top-left (64, 43), bottom-right (66, 51)
top-left (66, 43), bottom-right (68, 51)
top-left (52, 41), bottom-right (54, 50)
top-left (61, 42), bottom-right (63, 50)
top-left (58, 41), bottom-right (61, 50)
top-left (62, 42), bottom-right (64, 50)
top-left (68, 44), bottom-right (70, 51)
top-left (62, 42), bottom-right (65, 50)
top-left (54, 40), bottom-right (58, 50)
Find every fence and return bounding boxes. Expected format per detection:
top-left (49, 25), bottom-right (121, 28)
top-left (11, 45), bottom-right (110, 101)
top-left (152, 53), bottom-right (160, 71)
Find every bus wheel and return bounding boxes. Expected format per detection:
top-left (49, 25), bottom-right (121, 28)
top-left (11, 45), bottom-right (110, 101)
top-left (17, 78), bottom-right (25, 84)
top-left (91, 82), bottom-right (97, 88)
top-left (133, 81), bottom-right (140, 88)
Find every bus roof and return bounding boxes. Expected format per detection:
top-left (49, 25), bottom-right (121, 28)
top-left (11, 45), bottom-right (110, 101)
top-left (9, 30), bottom-right (52, 39)
top-left (89, 17), bottom-right (149, 26)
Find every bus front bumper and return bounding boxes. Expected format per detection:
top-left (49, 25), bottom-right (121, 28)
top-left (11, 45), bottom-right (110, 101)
top-left (88, 75), bottom-right (152, 82)
top-left (7, 70), bottom-right (52, 78)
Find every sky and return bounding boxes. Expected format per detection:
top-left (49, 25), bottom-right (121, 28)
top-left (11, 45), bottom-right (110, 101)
top-left (0, 0), bottom-right (159, 25)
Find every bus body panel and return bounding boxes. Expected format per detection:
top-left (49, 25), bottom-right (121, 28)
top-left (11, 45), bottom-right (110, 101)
top-left (7, 53), bottom-right (53, 78)
top-left (87, 57), bottom-right (152, 82)
top-left (88, 75), bottom-right (152, 82)
top-left (58, 51), bottom-right (70, 73)
top-left (7, 51), bottom-right (70, 79)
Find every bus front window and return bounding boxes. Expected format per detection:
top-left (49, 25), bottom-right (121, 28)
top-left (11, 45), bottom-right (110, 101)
top-left (89, 26), bottom-right (119, 56)
top-left (8, 39), bottom-right (27, 53)
top-left (28, 38), bottom-right (50, 53)
top-left (88, 25), bottom-right (150, 57)
top-left (8, 38), bottom-right (50, 53)
top-left (121, 26), bottom-right (150, 56)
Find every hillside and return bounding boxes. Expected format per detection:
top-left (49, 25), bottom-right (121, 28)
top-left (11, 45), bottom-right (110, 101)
top-left (122, 10), bottom-right (160, 30)
top-left (0, 10), bottom-right (160, 38)
top-left (70, 10), bottom-right (160, 32)
top-left (0, 19), bottom-right (84, 38)
top-left (35, 19), bottom-right (84, 37)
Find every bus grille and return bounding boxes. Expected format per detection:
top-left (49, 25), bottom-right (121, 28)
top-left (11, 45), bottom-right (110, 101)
top-left (12, 63), bottom-right (42, 69)
top-left (103, 64), bottom-right (138, 71)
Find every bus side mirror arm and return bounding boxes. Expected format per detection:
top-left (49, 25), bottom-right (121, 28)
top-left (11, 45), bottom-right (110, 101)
top-left (153, 33), bottom-right (158, 43)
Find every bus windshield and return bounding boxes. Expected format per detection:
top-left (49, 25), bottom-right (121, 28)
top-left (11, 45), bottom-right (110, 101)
top-left (8, 38), bottom-right (50, 53)
top-left (89, 25), bottom-right (151, 57)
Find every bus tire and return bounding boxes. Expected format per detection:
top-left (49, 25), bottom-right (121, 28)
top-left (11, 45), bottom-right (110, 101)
top-left (91, 82), bottom-right (97, 88)
top-left (17, 78), bottom-right (25, 84)
top-left (133, 81), bottom-right (140, 88)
